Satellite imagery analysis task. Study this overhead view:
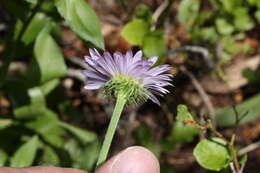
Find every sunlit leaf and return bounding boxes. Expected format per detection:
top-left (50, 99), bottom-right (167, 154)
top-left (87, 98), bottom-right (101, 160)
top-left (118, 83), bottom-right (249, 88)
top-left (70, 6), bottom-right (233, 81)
top-left (215, 18), bottom-right (234, 35)
top-left (193, 138), bottom-right (230, 171)
top-left (176, 104), bottom-right (194, 122)
top-left (10, 136), bottom-right (39, 167)
top-left (121, 19), bottom-right (150, 46)
top-left (41, 146), bottom-right (60, 166)
top-left (55, 0), bottom-right (104, 49)
top-left (32, 26), bottom-right (67, 84)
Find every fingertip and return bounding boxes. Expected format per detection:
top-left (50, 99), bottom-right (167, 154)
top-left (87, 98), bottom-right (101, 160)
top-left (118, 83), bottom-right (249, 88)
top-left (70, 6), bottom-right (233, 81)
top-left (96, 146), bottom-right (160, 173)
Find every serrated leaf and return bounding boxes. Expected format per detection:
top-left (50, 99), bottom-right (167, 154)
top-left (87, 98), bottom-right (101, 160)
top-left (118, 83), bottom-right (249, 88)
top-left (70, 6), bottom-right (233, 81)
top-left (55, 0), bottom-right (104, 49)
top-left (176, 104), bottom-right (194, 122)
top-left (193, 138), bottom-right (230, 171)
top-left (121, 19), bottom-right (150, 46)
top-left (10, 136), bottom-right (39, 167)
top-left (143, 30), bottom-right (166, 58)
top-left (59, 122), bottom-right (97, 144)
top-left (216, 94), bottom-right (260, 127)
top-left (32, 26), bottom-right (67, 84)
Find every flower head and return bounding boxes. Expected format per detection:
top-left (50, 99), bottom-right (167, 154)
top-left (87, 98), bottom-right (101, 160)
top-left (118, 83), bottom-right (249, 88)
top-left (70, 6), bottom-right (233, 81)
top-left (83, 49), bottom-right (172, 105)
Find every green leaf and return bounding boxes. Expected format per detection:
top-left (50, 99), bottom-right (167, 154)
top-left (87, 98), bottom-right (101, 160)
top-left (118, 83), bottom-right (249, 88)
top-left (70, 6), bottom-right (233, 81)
top-left (133, 4), bottom-right (152, 24)
top-left (14, 87), bottom-right (46, 119)
top-left (59, 122), bottom-right (97, 144)
top-left (40, 79), bottom-right (60, 95)
top-left (215, 18), bottom-right (234, 35)
top-left (22, 13), bottom-right (51, 45)
top-left (171, 121), bottom-right (199, 142)
top-left (239, 154), bottom-right (247, 164)
top-left (178, 0), bottom-right (200, 24)
top-left (25, 0), bottom-right (38, 5)
top-left (26, 109), bottom-right (66, 147)
top-left (79, 140), bottom-right (100, 171)
top-left (41, 146), bottom-right (60, 166)
top-left (219, 0), bottom-right (243, 12)
top-left (121, 19), bottom-right (150, 46)
top-left (233, 8), bottom-right (255, 31)
top-left (0, 150), bottom-right (8, 166)
top-left (55, 0), bottom-right (104, 49)
top-left (255, 10), bottom-right (260, 23)
top-left (143, 30), bottom-right (166, 58)
top-left (10, 136), bottom-right (39, 167)
top-left (176, 104), bottom-right (194, 122)
top-left (193, 138), bottom-right (230, 171)
top-left (216, 94), bottom-right (260, 127)
top-left (32, 26), bottom-right (67, 84)
top-left (0, 119), bottom-right (13, 130)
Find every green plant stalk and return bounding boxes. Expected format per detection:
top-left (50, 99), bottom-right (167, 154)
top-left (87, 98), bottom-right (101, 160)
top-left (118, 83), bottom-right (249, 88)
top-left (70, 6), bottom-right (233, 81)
top-left (96, 94), bottom-right (127, 168)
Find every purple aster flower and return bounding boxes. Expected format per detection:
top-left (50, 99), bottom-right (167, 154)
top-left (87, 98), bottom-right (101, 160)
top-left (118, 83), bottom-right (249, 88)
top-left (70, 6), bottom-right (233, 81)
top-left (83, 49), bottom-right (172, 105)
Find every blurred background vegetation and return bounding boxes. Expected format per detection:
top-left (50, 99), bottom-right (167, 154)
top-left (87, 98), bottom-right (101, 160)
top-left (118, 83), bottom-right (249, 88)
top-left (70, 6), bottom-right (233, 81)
top-left (0, 0), bottom-right (260, 172)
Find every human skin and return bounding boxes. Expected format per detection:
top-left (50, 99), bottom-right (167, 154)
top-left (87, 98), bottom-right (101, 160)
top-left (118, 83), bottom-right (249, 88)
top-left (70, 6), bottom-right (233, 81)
top-left (0, 146), bottom-right (160, 173)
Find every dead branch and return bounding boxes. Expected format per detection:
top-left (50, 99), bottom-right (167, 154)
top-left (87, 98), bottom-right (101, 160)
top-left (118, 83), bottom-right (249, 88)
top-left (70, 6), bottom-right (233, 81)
top-left (238, 140), bottom-right (260, 156)
top-left (180, 66), bottom-right (216, 126)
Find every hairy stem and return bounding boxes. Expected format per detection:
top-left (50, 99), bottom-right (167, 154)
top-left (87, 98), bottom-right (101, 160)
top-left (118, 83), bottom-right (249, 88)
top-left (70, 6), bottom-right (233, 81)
top-left (96, 94), bottom-right (127, 168)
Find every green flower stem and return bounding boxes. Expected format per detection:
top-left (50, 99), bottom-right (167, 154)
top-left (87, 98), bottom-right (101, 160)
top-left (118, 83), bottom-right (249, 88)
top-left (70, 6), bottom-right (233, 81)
top-left (96, 94), bottom-right (127, 168)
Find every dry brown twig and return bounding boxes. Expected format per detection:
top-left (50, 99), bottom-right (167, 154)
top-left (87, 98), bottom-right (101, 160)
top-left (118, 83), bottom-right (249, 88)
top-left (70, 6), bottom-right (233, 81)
top-left (179, 66), bottom-right (216, 126)
top-left (238, 140), bottom-right (260, 156)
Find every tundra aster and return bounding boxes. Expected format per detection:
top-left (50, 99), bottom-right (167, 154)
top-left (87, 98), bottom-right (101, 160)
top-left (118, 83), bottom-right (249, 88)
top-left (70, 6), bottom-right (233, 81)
top-left (83, 49), bottom-right (172, 105)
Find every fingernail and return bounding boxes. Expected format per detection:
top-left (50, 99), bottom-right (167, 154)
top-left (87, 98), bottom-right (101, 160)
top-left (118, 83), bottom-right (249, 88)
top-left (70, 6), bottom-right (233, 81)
top-left (110, 146), bottom-right (160, 173)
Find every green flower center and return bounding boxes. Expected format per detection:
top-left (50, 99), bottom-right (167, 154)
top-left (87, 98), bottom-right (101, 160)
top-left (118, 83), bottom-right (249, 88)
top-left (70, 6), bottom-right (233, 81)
top-left (103, 74), bottom-right (150, 104)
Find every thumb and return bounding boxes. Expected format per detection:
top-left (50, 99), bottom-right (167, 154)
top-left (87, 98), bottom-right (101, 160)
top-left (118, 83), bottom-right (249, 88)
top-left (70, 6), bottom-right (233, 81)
top-left (96, 146), bottom-right (160, 173)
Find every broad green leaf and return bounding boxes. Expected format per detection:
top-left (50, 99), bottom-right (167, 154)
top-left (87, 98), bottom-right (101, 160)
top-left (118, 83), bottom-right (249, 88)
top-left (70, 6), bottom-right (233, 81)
top-left (0, 119), bottom-right (13, 130)
top-left (25, 0), bottom-right (38, 5)
top-left (10, 136), bottom-right (39, 167)
top-left (33, 27), bottom-right (67, 84)
top-left (178, 0), bottom-right (200, 24)
top-left (143, 30), bottom-right (166, 58)
top-left (121, 19), bottom-right (150, 46)
top-left (55, 0), bottom-right (104, 49)
top-left (22, 13), bottom-right (51, 45)
top-left (0, 150), bottom-right (8, 166)
top-left (171, 121), bottom-right (199, 142)
top-left (233, 8), bottom-right (255, 31)
top-left (216, 94), bottom-right (260, 127)
top-left (215, 18), bottom-right (234, 35)
top-left (176, 104), bottom-right (194, 122)
top-left (255, 10), bottom-right (260, 23)
top-left (14, 87), bottom-right (46, 119)
top-left (26, 109), bottom-right (66, 147)
top-left (40, 79), bottom-right (59, 95)
top-left (219, 0), bottom-right (242, 12)
top-left (79, 140), bottom-right (100, 171)
top-left (59, 122), bottom-right (97, 144)
top-left (193, 138), bottom-right (230, 171)
top-left (41, 146), bottom-right (60, 165)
